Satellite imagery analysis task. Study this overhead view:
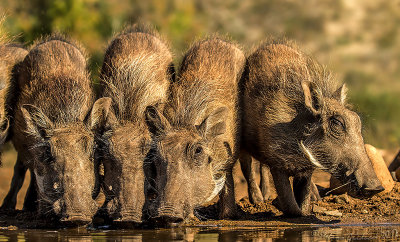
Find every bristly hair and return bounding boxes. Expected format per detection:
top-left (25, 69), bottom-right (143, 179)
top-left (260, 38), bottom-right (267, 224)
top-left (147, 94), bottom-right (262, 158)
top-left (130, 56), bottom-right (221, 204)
top-left (164, 76), bottom-right (227, 127)
top-left (30, 32), bottom-right (89, 62)
top-left (178, 34), bottom-right (242, 74)
top-left (108, 22), bottom-right (172, 53)
top-left (121, 22), bottom-right (159, 39)
top-left (19, 35), bottom-right (94, 124)
top-left (20, 76), bottom-right (93, 124)
top-left (165, 37), bottom-right (243, 127)
top-left (247, 37), bottom-right (297, 57)
top-left (248, 41), bottom-right (344, 111)
top-left (101, 55), bottom-right (169, 124)
top-left (0, 15), bottom-right (6, 45)
top-left (100, 23), bottom-right (173, 125)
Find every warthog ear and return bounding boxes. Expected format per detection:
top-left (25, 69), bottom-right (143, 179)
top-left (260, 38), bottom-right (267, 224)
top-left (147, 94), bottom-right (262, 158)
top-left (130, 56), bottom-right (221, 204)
top-left (332, 83), bottom-right (347, 105)
top-left (145, 105), bottom-right (171, 137)
top-left (0, 119), bottom-right (10, 145)
top-left (197, 106), bottom-right (228, 140)
top-left (90, 97), bottom-right (117, 131)
top-left (301, 81), bottom-right (323, 116)
top-left (21, 104), bottom-right (54, 139)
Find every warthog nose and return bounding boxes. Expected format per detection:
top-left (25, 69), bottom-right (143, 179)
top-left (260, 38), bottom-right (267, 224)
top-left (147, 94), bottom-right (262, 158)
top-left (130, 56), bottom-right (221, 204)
top-left (113, 214), bottom-right (142, 228)
top-left (362, 185), bottom-right (385, 197)
top-left (114, 211), bottom-right (142, 224)
top-left (151, 215), bottom-right (184, 227)
top-left (60, 213), bottom-right (91, 225)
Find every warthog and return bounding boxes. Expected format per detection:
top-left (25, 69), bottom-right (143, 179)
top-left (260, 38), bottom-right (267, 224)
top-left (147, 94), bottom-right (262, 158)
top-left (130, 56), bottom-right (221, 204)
top-left (241, 42), bottom-right (384, 216)
top-left (1, 35), bottom-right (98, 223)
top-left (144, 37), bottom-right (245, 224)
top-left (0, 44), bottom-right (28, 164)
top-left (91, 25), bottom-right (174, 224)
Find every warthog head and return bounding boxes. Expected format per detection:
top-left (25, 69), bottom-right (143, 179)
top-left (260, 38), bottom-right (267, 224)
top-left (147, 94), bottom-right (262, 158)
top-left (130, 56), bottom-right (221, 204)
top-left (91, 97), bottom-right (151, 224)
top-left (299, 80), bottom-right (384, 197)
top-left (22, 105), bottom-right (98, 223)
top-left (143, 105), bottom-right (228, 225)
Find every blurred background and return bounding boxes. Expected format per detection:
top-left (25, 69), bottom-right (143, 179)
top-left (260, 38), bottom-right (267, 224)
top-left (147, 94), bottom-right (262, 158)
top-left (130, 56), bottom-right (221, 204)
top-left (0, 0), bottom-right (399, 207)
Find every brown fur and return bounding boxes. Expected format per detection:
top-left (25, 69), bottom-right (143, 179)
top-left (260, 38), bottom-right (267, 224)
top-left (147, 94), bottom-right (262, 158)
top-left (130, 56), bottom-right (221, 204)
top-left (241, 42), bottom-right (383, 216)
top-left (91, 24), bottom-right (174, 223)
top-left (1, 34), bottom-right (97, 223)
top-left (0, 44), bottom-right (28, 162)
top-left (144, 37), bottom-right (245, 223)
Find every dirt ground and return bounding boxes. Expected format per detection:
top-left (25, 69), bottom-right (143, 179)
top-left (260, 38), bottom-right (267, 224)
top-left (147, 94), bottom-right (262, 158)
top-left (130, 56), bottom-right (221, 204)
top-left (0, 144), bottom-right (399, 228)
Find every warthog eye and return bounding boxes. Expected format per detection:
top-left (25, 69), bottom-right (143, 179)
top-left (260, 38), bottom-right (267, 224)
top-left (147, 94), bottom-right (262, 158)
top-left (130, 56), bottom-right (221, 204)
top-left (191, 143), bottom-right (205, 165)
top-left (329, 116), bottom-right (345, 135)
top-left (186, 143), bottom-right (205, 165)
top-left (195, 146), bottom-right (203, 155)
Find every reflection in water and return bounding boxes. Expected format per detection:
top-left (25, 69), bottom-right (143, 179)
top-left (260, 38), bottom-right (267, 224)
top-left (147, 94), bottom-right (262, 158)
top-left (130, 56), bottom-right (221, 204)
top-left (0, 225), bottom-right (399, 241)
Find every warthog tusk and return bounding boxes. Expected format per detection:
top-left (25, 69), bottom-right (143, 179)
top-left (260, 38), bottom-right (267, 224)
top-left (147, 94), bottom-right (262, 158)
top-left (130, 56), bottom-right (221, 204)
top-left (299, 140), bottom-right (324, 169)
top-left (205, 174), bottom-right (226, 203)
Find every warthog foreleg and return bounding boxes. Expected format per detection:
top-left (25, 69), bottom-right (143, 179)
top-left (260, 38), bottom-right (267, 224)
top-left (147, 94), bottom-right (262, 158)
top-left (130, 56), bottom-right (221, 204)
top-left (270, 168), bottom-right (303, 216)
top-left (293, 173), bottom-right (313, 215)
top-left (23, 171), bottom-right (38, 212)
top-left (239, 151), bottom-right (263, 204)
top-left (1, 155), bottom-right (28, 210)
top-left (260, 163), bottom-right (272, 201)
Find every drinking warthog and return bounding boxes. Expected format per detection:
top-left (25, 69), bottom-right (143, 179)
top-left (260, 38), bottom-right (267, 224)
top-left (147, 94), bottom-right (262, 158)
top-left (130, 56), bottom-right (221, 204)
top-left (91, 25), bottom-right (174, 224)
top-left (0, 44), bottom-right (28, 165)
top-left (144, 37), bottom-right (245, 224)
top-left (1, 35), bottom-right (98, 223)
top-left (240, 42), bottom-right (384, 216)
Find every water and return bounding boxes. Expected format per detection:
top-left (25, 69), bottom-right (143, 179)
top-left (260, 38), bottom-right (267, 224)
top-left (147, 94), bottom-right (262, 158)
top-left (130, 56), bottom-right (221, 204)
top-left (0, 225), bottom-right (399, 241)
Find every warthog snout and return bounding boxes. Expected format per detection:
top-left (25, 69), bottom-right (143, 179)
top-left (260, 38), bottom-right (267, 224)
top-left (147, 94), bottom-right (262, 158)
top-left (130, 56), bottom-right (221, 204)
top-left (59, 214), bottom-right (93, 226)
top-left (361, 186), bottom-right (385, 197)
top-left (52, 197), bottom-right (97, 224)
top-left (149, 203), bottom-right (184, 226)
top-left (352, 167), bottom-right (384, 197)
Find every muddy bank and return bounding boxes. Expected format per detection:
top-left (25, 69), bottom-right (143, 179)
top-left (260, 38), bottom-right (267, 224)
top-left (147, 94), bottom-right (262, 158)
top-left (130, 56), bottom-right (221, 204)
top-left (185, 182), bottom-right (400, 227)
top-left (0, 183), bottom-right (399, 229)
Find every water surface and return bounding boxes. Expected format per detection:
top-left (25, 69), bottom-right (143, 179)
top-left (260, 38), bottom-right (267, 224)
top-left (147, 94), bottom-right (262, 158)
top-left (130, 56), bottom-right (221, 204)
top-left (0, 224), bottom-right (399, 241)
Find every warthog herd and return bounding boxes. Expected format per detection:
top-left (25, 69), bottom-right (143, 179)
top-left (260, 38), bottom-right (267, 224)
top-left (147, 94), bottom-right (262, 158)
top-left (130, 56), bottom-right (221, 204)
top-left (0, 24), bottom-right (385, 226)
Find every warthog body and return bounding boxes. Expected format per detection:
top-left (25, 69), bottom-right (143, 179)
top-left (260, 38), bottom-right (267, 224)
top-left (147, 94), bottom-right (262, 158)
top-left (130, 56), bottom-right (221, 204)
top-left (241, 42), bottom-right (384, 216)
top-left (92, 25), bottom-right (174, 223)
top-left (0, 44), bottom-right (28, 162)
top-left (144, 37), bottom-right (245, 224)
top-left (2, 35), bottom-right (98, 223)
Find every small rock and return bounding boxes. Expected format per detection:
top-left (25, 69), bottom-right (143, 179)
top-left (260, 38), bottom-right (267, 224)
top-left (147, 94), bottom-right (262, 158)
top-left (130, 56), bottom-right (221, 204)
top-left (361, 209), bottom-right (369, 214)
top-left (323, 210), bottom-right (342, 217)
top-left (312, 205), bottom-right (327, 213)
top-left (334, 194), bottom-right (350, 204)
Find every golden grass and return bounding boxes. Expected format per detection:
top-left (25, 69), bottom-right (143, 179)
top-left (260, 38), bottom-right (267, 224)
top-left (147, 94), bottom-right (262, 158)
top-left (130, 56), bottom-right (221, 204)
top-left (0, 15), bottom-right (7, 45)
